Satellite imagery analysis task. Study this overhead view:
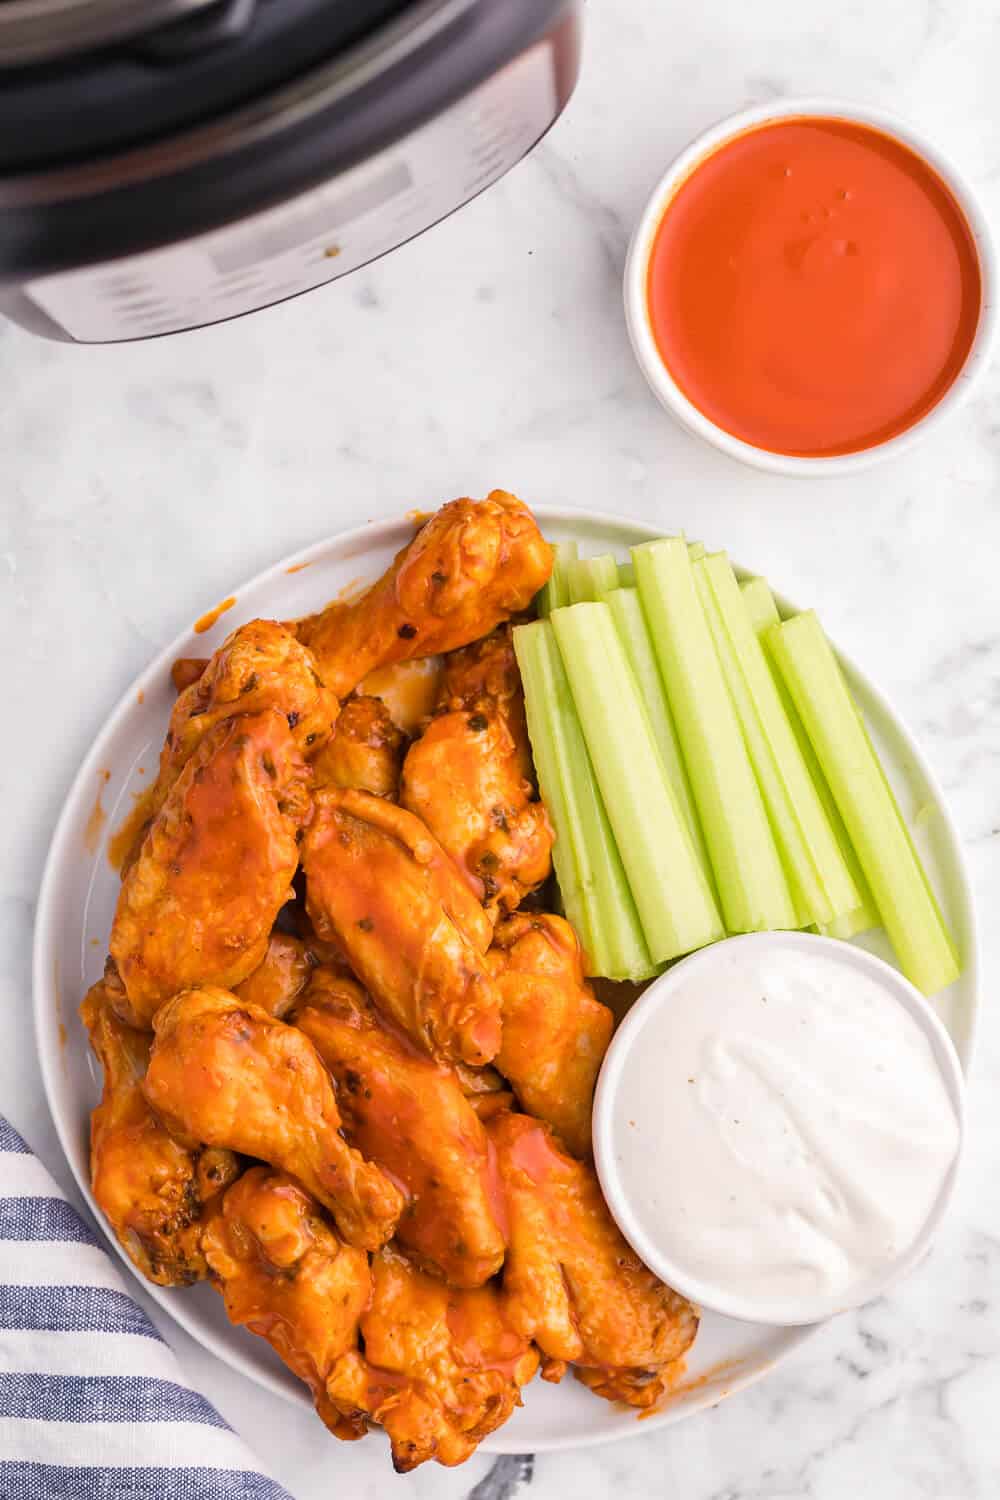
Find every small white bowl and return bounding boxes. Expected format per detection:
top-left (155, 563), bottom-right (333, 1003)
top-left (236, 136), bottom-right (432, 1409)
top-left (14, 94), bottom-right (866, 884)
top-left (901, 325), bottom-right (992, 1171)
top-left (592, 932), bottom-right (966, 1326)
top-left (624, 97), bottom-right (998, 476)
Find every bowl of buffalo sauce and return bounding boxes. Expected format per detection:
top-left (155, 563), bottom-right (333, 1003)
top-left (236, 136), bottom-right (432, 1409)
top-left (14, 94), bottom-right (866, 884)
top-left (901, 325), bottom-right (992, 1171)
top-left (625, 99), bottom-right (995, 474)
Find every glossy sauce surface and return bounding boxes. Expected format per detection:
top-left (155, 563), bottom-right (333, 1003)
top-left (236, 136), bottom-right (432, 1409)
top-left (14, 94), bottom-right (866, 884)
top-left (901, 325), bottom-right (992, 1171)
top-left (647, 118), bottom-right (982, 456)
top-left (608, 941), bottom-right (960, 1317)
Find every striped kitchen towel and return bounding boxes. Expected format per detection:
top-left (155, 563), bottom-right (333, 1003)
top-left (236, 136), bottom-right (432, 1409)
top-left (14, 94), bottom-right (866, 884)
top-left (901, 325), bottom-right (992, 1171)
top-left (0, 1114), bottom-right (293, 1500)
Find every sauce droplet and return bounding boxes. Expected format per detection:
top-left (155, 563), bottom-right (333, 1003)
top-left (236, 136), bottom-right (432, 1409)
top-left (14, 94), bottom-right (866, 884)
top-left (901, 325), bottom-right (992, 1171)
top-left (193, 596), bottom-right (237, 635)
top-left (84, 770), bottom-right (110, 855)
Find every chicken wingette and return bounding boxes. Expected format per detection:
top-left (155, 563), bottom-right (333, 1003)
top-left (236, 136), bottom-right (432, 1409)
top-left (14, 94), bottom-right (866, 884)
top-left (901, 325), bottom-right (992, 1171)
top-left (490, 1112), bottom-right (698, 1405)
top-left (302, 788), bottom-right (502, 1066)
top-left (202, 1167), bottom-right (371, 1442)
top-left (326, 1247), bottom-right (538, 1471)
top-left (143, 986), bottom-right (403, 1251)
top-left (294, 969), bottom-right (506, 1287)
top-left (109, 710), bottom-right (310, 1028)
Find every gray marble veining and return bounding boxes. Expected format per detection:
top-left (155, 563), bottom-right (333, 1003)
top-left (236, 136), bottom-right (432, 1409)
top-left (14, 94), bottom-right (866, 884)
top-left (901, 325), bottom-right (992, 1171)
top-left (4, 1), bottom-right (1000, 1496)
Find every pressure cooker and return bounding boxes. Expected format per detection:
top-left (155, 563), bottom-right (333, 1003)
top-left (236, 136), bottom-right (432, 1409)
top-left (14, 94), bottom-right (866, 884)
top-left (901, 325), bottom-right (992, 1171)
top-left (0, 0), bottom-right (582, 342)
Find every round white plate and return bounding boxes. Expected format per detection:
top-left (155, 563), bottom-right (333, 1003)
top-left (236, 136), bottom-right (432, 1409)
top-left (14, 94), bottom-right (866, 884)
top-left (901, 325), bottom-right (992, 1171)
top-left (33, 507), bottom-right (978, 1456)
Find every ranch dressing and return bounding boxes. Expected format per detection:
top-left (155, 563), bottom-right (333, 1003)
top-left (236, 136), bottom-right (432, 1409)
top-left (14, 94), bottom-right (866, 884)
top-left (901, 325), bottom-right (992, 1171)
top-left (604, 938), bottom-right (961, 1319)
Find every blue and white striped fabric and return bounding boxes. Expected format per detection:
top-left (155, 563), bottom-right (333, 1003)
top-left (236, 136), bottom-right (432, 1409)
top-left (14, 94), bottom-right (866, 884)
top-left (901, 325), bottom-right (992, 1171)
top-left (0, 1115), bottom-right (293, 1500)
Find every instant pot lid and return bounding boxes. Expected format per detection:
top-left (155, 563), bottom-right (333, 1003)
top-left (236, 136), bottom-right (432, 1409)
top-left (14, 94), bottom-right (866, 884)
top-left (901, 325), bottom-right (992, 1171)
top-left (0, 0), bottom-right (221, 65)
top-left (0, 0), bottom-right (579, 281)
top-left (0, 0), bottom-right (417, 170)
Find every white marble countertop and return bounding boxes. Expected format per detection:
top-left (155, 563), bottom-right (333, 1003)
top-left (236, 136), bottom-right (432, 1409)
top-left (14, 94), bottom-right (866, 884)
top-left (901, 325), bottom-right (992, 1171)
top-left (4, 0), bottom-right (1000, 1495)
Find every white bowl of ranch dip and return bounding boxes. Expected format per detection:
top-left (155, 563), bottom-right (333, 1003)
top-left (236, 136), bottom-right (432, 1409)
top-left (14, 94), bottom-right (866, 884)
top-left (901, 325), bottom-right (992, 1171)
top-left (592, 932), bottom-right (964, 1326)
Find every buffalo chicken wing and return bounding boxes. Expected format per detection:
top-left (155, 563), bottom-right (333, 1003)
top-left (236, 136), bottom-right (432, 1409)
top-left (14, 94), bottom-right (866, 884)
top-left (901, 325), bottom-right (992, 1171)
top-left (302, 787), bottom-right (501, 1065)
top-left (402, 625), bottom-right (551, 919)
top-left (401, 715), bottom-right (552, 921)
top-left (81, 975), bottom-right (238, 1286)
top-left (109, 709), bottom-right (310, 1028)
top-left (202, 1167), bottom-right (371, 1442)
top-left (488, 913), bottom-right (613, 1158)
top-left (143, 986), bottom-right (403, 1250)
top-left (296, 494), bottom-right (552, 697)
top-left (294, 970), bottom-right (506, 1287)
top-left (157, 619), bottom-right (337, 808)
top-left (490, 1112), bottom-right (699, 1405)
top-left (326, 1247), bottom-right (538, 1471)
top-left (311, 694), bottom-right (405, 798)
top-left (233, 931), bottom-right (314, 1019)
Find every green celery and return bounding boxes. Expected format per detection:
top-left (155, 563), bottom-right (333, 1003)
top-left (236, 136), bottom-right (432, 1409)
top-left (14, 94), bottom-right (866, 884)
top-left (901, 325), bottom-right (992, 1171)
top-left (601, 586), bottom-right (713, 886)
top-left (739, 577), bottom-right (780, 629)
top-left (632, 538), bottom-right (796, 933)
top-left (687, 540), bottom-right (706, 562)
top-left (512, 620), bottom-right (658, 981)
top-left (536, 541), bottom-right (579, 618)
top-left (618, 561), bottom-right (636, 589)
top-left (566, 553), bottom-right (621, 605)
top-left (766, 611), bottom-right (959, 995)
top-left (695, 553), bottom-right (860, 928)
top-left (819, 905), bottom-right (880, 941)
top-left (550, 602), bottom-right (724, 962)
top-left (741, 578), bottom-right (880, 939)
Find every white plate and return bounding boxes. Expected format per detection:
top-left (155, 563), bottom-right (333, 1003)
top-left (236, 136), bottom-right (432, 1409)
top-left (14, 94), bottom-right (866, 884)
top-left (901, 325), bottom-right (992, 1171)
top-left (33, 507), bottom-right (978, 1457)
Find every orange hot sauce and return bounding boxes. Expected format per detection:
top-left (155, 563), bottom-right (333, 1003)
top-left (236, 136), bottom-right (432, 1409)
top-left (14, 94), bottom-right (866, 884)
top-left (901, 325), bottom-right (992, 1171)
top-left (647, 118), bottom-right (982, 457)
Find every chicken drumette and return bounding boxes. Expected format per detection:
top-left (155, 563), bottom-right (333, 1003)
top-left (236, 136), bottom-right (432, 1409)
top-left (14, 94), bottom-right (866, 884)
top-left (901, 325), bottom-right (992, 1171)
top-left (143, 986), bottom-right (403, 1251)
top-left (156, 619), bottom-right (337, 810)
top-left (401, 627), bottom-right (553, 921)
top-left (326, 1246), bottom-right (539, 1471)
top-left (490, 1112), bottom-right (698, 1406)
top-left (311, 695), bottom-right (406, 799)
top-left (296, 493), bottom-right (552, 698)
top-left (487, 913), bottom-right (612, 1158)
top-left (302, 787), bottom-right (501, 1066)
top-left (294, 969), bottom-right (506, 1287)
top-left (201, 1167), bottom-right (371, 1442)
top-left (233, 931), bottom-right (314, 1019)
top-left (81, 975), bottom-right (238, 1286)
top-left (109, 709), bottom-right (310, 1028)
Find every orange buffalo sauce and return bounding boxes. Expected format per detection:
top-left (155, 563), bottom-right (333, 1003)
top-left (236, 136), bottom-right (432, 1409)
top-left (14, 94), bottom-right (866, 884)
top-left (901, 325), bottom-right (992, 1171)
top-left (647, 118), bottom-right (982, 457)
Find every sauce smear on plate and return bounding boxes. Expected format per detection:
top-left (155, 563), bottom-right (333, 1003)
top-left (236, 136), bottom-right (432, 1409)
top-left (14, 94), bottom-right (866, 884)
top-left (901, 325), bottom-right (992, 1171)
top-left (647, 118), bottom-right (982, 456)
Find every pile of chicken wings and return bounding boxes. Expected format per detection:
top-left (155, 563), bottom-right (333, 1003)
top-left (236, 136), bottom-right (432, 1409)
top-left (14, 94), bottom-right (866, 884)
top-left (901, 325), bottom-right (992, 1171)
top-left (81, 492), bottom-right (699, 1472)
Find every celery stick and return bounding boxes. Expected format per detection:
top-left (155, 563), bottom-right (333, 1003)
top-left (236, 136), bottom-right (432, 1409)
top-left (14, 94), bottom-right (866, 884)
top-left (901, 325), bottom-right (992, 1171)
top-left (820, 905), bottom-right (879, 941)
top-left (601, 586), bottom-right (714, 887)
top-left (550, 603), bottom-right (724, 962)
top-left (767, 611), bottom-right (959, 995)
top-left (742, 578), bottom-right (880, 939)
top-left (632, 538), bottom-right (796, 933)
top-left (566, 553), bottom-right (621, 605)
top-left (536, 541), bottom-right (579, 618)
top-left (740, 576), bottom-right (781, 628)
top-left (687, 541), bottom-right (706, 562)
top-left (696, 553), bottom-right (860, 928)
top-left (618, 561), bottom-right (636, 589)
top-left (513, 620), bottom-right (658, 981)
